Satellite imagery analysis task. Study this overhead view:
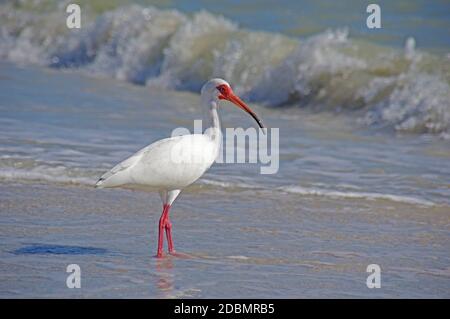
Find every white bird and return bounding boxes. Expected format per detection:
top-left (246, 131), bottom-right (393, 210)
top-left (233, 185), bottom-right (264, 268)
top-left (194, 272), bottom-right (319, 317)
top-left (95, 78), bottom-right (265, 258)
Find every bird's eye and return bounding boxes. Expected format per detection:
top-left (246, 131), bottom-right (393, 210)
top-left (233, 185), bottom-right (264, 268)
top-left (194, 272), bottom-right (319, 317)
top-left (217, 86), bottom-right (227, 94)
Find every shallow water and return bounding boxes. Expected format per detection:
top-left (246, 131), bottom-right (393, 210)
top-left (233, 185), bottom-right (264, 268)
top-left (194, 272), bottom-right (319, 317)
top-left (0, 62), bottom-right (449, 207)
top-left (0, 62), bottom-right (449, 298)
top-left (1, 1), bottom-right (450, 136)
top-left (1, 1), bottom-right (450, 298)
top-left (1, 181), bottom-right (449, 298)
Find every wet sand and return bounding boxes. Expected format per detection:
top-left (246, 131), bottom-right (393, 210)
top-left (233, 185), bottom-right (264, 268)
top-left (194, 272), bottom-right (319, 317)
top-left (1, 181), bottom-right (448, 298)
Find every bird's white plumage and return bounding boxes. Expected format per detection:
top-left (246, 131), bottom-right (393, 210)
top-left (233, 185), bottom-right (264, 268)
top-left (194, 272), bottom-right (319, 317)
top-left (96, 79), bottom-right (230, 195)
top-left (96, 133), bottom-right (219, 191)
top-left (95, 78), bottom-right (264, 257)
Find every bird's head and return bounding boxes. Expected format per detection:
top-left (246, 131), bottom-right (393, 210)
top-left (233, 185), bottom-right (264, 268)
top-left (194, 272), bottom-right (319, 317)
top-left (201, 78), bottom-right (265, 129)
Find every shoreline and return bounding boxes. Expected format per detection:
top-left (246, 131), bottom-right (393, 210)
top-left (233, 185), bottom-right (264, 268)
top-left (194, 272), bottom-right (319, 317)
top-left (1, 180), bottom-right (449, 298)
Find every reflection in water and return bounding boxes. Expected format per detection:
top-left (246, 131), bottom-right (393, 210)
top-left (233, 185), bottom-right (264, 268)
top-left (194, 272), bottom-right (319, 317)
top-left (155, 257), bottom-right (174, 297)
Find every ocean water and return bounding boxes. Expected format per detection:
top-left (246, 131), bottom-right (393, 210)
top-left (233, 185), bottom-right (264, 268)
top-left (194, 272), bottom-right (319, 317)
top-left (0, 0), bottom-right (449, 298)
top-left (1, 0), bottom-right (450, 136)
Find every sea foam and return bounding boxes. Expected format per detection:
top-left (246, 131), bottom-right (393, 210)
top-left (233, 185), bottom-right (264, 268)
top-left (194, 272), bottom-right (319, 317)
top-left (1, 2), bottom-right (449, 136)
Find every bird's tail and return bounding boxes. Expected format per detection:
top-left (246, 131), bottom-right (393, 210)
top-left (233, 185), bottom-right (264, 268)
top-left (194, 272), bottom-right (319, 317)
top-left (95, 178), bottom-right (105, 188)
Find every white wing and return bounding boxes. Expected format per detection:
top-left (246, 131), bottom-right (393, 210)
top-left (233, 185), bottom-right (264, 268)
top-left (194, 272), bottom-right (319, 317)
top-left (95, 134), bottom-right (218, 190)
top-left (95, 141), bottom-right (157, 187)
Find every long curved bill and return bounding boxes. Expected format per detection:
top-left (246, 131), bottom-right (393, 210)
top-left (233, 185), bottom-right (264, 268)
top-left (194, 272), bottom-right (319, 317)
top-left (226, 93), bottom-right (266, 130)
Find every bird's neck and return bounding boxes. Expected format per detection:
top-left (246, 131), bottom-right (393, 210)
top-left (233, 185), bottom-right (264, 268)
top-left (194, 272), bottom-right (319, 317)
top-left (202, 99), bottom-right (221, 141)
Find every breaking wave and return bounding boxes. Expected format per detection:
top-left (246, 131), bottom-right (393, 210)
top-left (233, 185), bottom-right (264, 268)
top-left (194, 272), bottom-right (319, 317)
top-left (1, 1), bottom-right (449, 137)
top-left (0, 161), bottom-right (438, 207)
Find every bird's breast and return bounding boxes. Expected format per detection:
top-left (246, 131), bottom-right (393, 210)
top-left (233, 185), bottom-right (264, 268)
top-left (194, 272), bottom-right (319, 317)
top-left (129, 134), bottom-right (217, 189)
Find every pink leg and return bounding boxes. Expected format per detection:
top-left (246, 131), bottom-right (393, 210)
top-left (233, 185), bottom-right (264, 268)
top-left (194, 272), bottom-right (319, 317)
top-left (156, 205), bottom-right (169, 258)
top-left (164, 205), bottom-right (175, 254)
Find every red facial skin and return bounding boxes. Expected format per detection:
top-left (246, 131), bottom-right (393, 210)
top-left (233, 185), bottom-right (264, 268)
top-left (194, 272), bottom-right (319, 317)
top-left (216, 84), bottom-right (265, 129)
top-left (216, 84), bottom-right (232, 100)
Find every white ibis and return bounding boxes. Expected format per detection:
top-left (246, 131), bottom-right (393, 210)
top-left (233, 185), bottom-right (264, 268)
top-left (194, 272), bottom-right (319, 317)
top-left (95, 78), bottom-right (265, 257)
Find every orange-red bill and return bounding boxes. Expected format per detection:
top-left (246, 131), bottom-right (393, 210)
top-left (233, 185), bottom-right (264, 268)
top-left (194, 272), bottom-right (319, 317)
top-left (227, 93), bottom-right (265, 129)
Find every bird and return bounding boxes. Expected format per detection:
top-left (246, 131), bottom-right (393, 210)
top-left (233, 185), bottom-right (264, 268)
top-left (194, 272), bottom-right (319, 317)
top-left (95, 78), bottom-right (265, 258)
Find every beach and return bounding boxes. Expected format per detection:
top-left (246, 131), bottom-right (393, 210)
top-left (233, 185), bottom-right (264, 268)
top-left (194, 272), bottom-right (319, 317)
top-left (0, 0), bottom-right (449, 298)
top-left (1, 180), bottom-right (449, 298)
